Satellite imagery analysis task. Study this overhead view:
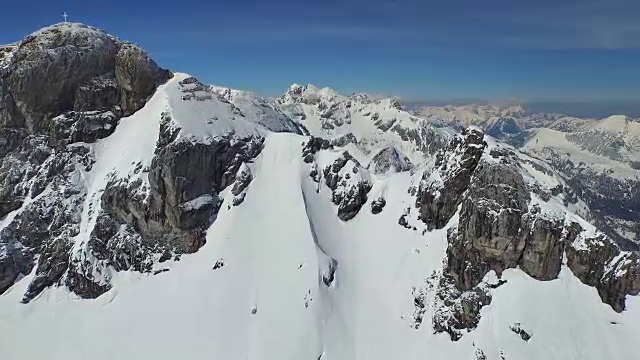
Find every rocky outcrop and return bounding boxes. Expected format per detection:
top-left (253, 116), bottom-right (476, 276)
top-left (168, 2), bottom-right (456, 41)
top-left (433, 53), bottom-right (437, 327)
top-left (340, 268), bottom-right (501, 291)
top-left (413, 127), bottom-right (640, 339)
top-left (302, 138), bottom-right (372, 221)
top-left (0, 23), bottom-right (172, 300)
top-left (115, 43), bottom-right (171, 113)
top-left (231, 163), bottom-right (253, 206)
top-left (302, 136), bottom-right (331, 163)
top-left (101, 132), bottom-right (263, 255)
top-left (1, 23), bottom-right (171, 141)
top-left (368, 146), bottom-right (412, 175)
top-left (416, 128), bottom-right (486, 229)
top-left (322, 152), bottom-right (372, 221)
top-left (432, 273), bottom-right (492, 341)
top-left (371, 197), bottom-right (386, 214)
top-left (0, 143), bottom-right (87, 301)
top-left (566, 235), bottom-right (640, 312)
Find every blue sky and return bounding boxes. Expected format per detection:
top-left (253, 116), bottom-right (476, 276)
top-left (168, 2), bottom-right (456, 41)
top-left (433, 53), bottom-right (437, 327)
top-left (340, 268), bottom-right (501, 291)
top-left (1, 0), bottom-right (639, 107)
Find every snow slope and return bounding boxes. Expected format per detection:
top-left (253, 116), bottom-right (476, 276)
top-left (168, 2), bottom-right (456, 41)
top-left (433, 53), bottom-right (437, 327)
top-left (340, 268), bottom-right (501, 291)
top-left (2, 129), bottom-right (640, 360)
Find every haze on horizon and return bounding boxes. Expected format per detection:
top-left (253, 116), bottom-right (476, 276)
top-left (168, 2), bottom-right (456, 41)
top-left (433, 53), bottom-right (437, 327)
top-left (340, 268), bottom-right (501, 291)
top-left (1, 0), bottom-right (638, 117)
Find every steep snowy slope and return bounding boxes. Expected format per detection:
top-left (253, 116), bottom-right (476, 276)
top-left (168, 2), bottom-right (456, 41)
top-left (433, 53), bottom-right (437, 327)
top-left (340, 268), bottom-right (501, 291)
top-left (1, 23), bottom-right (640, 360)
top-left (2, 126), bottom-right (640, 360)
top-left (278, 84), bottom-right (450, 166)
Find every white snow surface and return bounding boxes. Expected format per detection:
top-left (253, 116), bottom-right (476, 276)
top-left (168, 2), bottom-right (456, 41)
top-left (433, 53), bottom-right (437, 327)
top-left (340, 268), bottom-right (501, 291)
top-left (1, 75), bottom-right (639, 360)
top-left (524, 127), bottom-right (640, 180)
top-left (210, 84), bottom-right (301, 134)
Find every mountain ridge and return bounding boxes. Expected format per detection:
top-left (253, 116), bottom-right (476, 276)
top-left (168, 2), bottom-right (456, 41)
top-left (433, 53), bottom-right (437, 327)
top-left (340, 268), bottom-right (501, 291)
top-left (0, 23), bottom-right (639, 360)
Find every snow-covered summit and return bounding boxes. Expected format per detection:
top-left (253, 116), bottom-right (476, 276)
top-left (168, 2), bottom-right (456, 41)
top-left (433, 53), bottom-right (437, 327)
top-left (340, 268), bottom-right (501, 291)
top-left (278, 83), bottom-right (450, 166)
top-left (210, 84), bottom-right (302, 134)
top-left (591, 115), bottom-right (640, 136)
top-left (29, 22), bottom-right (112, 39)
top-left (279, 83), bottom-right (346, 106)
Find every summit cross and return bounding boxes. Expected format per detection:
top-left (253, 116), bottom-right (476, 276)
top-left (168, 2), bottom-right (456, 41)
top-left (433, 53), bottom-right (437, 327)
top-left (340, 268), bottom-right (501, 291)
top-left (63, 12), bottom-right (69, 23)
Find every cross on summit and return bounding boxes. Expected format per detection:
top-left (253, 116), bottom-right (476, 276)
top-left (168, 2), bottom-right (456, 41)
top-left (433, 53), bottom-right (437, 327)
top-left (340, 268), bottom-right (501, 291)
top-left (63, 12), bottom-right (69, 23)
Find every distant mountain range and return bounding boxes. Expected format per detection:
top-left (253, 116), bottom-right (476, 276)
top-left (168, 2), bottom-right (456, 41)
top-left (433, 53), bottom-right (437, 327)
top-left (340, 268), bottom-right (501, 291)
top-left (404, 100), bottom-right (640, 119)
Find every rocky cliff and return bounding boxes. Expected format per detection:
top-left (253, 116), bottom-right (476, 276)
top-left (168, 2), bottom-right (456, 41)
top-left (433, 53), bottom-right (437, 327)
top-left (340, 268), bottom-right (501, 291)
top-left (413, 128), bottom-right (640, 339)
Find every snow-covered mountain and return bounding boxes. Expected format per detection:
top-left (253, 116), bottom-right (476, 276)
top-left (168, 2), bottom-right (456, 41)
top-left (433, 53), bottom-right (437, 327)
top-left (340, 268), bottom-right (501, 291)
top-left (412, 104), bottom-right (594, 138)
top-left (277, 83), bottom-right (451, 166)
top-left (210, 85), bottom-right (303, 134)
top-left (413, 104), bottom-right (639, 244)
top-left (1, 23), bottom-right (640, 360)
top-left (522, 115), bottom-right (640, 244)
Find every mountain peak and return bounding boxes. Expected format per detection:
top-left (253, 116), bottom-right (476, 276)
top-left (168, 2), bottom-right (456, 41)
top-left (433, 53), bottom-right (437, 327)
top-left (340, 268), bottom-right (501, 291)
top-left (24, 22), bottom-right (116, 45)
top-left (280, 83), bottom-right (345, 105)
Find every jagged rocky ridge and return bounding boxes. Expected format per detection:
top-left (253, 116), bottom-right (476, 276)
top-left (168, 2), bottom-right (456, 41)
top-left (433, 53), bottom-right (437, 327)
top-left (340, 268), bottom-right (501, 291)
top-left (416, 103), bottom-right (640, 245)
top-left (413, 128), bottom-right (640, 339)
top-left (278, 83), bottom-right (449, 166)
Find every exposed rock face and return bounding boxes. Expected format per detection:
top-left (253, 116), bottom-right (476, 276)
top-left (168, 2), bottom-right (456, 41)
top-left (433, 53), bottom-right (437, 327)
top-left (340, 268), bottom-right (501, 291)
top-left (447, 162), bottom-right (531, 291)
top-left (368, 146), bottom-right (412, 175)
top-left (0, 23), bottom-right (173, 300)
top-left (509, 323), bottom-right (532, 342)
top-left (302, 136), bottom-right (331, 163)
top-left (322, 152), bottom-right (372, 221)
top-left (302, 138), bottom-right (373, 221)
top-left (413, 127), bottom-right (640, 339)
top-left (416, 128), bottom-right (486, 229)
top-left (115, 43), bottom-right (171, 113)
top-left (566, 235), bottom-right (640, 312)
top-left (102, 130), bottom-right (263, 255)
top-left (432, 273), bottom-right (492, 341)
top-left (1, 23), bottom-right (171, 138)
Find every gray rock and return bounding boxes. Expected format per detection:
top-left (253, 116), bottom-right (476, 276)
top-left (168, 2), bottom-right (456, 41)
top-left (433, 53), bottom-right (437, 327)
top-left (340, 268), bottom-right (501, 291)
top-left (416, 127), bottom-right (486, 229)
top-left (100, 134), bottom-right (263, 256)
top-left (302, 136), bottom-right (331, 163)
top-left (0, 23), bottom-right (171, 300)
top-left (0, 242), bottom-right (32, 295)
top-left (22, 237), bottom-right (70, 303)
top-left (0, 23), bottom-right (171, 141)
top-left (432, 274), bottom-right (492, 341)
top-left (368, 147), bottom-right (412, 175)
top-left (509, 323), bottom-right (531, 342)
top-left (566, 234), bottom-right (640, 312)
top-left (231, 164), bottom-right (252, 196)
top-left (115, 43), bottom-right (172, 115)
top-left (371, 197), bottom-right (386, 214)
top-left (321, 151), bottom-right (372, 221)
